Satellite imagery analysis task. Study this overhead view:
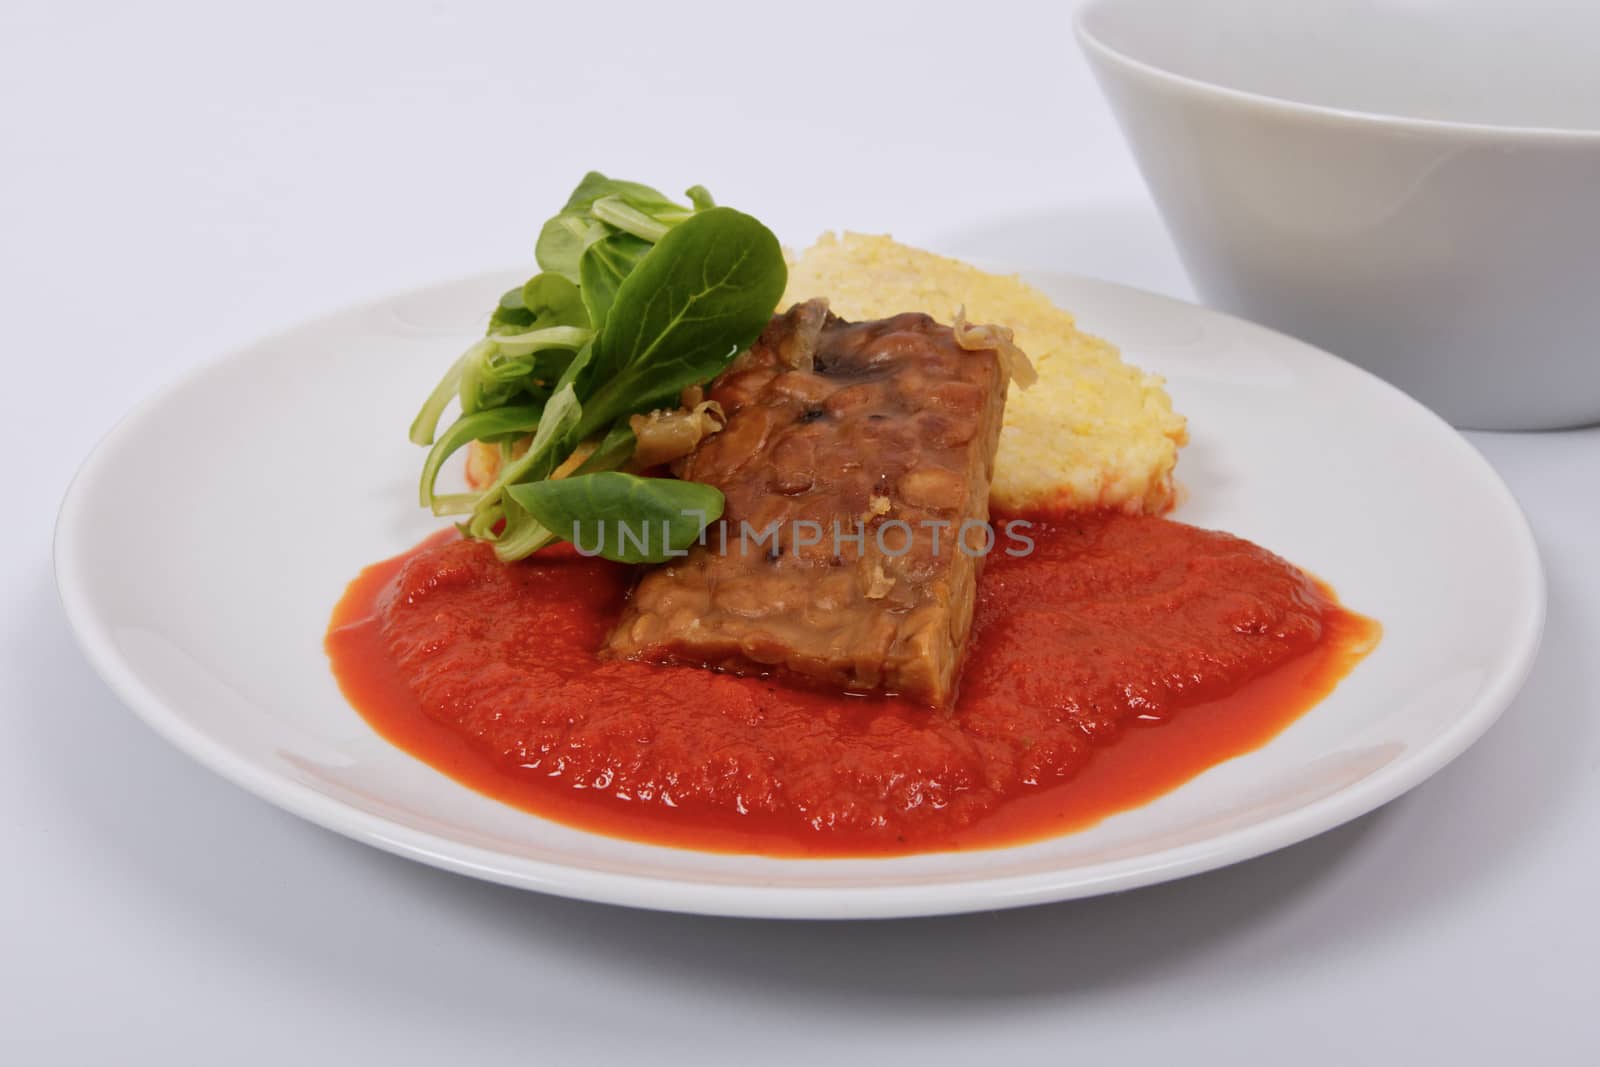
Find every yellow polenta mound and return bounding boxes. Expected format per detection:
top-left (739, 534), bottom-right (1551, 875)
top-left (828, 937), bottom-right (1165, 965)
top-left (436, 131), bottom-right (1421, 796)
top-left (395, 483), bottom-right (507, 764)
top-left (782, 232), bottom-right (1187, 514)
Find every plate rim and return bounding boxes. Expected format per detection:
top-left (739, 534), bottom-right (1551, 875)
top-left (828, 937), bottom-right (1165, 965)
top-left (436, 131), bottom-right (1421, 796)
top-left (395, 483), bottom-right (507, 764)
top-left (52, 267), bottom-right (1547, 919)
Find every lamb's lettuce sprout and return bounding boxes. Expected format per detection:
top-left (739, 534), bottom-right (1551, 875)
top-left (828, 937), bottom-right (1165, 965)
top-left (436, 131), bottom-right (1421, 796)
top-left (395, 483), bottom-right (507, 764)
top-left (406, 172), bottom-right (786, 563)
top-left (418, 404), bottom-right (544, 513)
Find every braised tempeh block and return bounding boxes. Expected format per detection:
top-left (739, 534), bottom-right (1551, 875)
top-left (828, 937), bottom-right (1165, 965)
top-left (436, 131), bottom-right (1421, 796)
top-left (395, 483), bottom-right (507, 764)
top-left (604, 299), bottom-right (1013, 705)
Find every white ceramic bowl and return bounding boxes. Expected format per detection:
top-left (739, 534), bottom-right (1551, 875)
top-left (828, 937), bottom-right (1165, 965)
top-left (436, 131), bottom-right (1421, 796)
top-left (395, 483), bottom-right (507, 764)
top-left (1077, 0), bottom-right (1600, 430)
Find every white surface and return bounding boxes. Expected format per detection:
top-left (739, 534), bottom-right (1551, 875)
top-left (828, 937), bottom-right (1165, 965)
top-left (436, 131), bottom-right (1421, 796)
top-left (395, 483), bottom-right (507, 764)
top-left (3, 0), bottom-right (1597, 1059)
top-left (1078, 0), bottom-right (1600, 430)
top-left (54, 264), bottom-right (1543, 918)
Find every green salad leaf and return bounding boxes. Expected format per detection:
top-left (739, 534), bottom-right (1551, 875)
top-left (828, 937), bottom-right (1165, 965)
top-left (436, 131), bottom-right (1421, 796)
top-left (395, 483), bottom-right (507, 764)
top-left (578, 206), bottom-right (786, 435)
top-left (507, 472), bottom-right (724, 564)
top-left (408, 171), bottom-right (786, 563)
top-left (535, 173), bottom-right (698, 280)
top-left (578, 231), bottom-right (654, 327)
top-left (418, 403), bottom-right (544, 514)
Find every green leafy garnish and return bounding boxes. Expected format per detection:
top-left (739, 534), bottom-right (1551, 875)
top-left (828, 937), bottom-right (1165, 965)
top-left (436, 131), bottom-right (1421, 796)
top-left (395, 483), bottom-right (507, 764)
top-left (409, 172), bottom-right (785, 562)
top-left (578, 206), bottom-right (792, 435)
top-left (507, 472), bottom-right (724, 564)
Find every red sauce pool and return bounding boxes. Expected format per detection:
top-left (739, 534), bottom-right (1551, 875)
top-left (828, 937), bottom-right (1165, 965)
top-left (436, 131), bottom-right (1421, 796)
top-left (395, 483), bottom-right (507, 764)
top-left (326, 514), bottom-right (1377, 856)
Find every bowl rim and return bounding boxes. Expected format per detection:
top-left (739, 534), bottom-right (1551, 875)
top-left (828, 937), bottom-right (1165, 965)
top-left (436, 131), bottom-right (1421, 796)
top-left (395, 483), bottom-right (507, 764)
top-left (1074, 0), bottom-right (1600, 143)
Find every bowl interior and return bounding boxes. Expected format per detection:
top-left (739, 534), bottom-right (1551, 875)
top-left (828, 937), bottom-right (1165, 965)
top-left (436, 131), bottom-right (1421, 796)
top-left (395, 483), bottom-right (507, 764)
top-left (1079, 0), bottom-right (1600, 132)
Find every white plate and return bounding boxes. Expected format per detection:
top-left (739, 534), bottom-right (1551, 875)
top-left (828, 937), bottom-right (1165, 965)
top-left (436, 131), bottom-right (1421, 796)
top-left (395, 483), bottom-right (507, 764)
top-left (54, 267), bottom-right (1544, 919)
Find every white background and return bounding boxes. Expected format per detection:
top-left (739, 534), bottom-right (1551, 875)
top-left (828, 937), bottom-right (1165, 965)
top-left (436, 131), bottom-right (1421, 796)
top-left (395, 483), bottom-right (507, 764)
top-left (4, 1), bottom-right (1598, 1062)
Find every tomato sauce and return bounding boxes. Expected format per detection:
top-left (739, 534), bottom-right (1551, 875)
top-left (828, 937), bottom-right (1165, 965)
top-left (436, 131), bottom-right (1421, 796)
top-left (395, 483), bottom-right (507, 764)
top-left (326, 515), bottom-right (1377, 856)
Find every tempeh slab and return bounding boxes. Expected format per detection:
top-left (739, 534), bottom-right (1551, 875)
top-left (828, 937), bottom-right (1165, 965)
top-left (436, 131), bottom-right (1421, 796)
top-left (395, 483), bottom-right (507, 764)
top-left (604, 300), bottom-right (1012, 706)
